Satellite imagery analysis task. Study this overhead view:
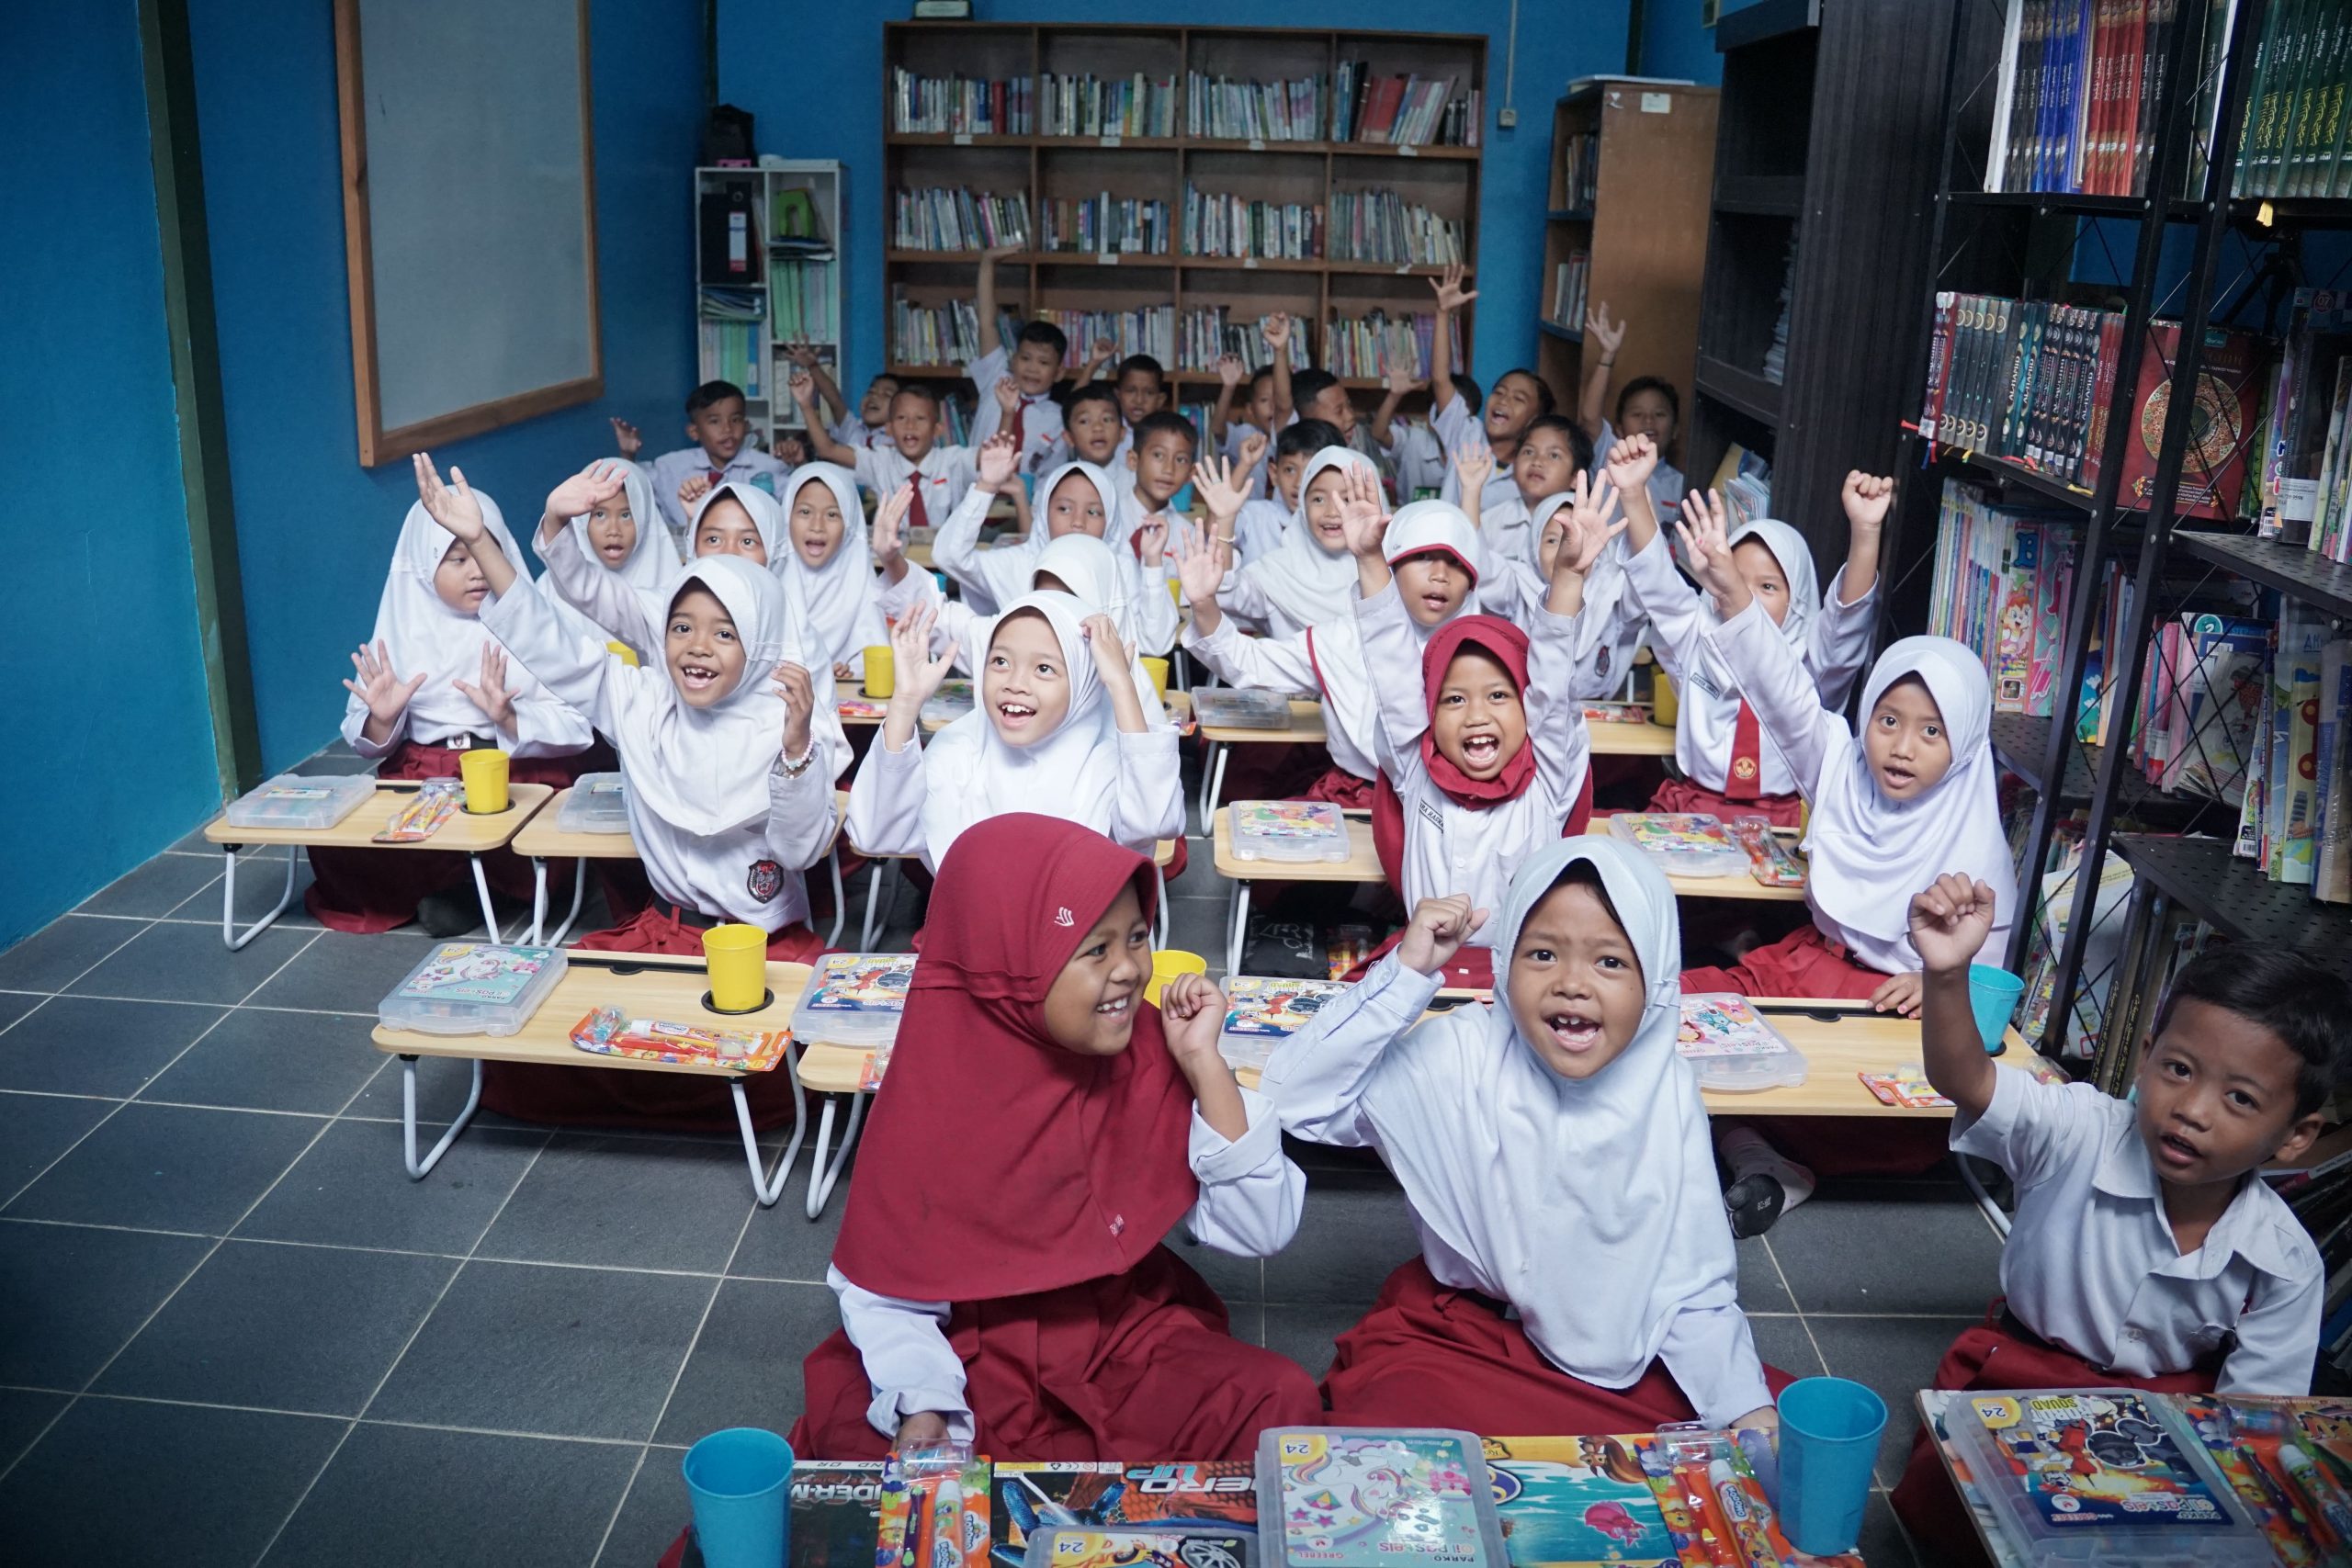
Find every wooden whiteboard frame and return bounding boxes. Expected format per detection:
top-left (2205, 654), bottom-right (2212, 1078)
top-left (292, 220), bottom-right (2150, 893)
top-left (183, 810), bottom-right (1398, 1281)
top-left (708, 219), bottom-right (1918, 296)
top-left (333, 0), bottom-right (603, 466)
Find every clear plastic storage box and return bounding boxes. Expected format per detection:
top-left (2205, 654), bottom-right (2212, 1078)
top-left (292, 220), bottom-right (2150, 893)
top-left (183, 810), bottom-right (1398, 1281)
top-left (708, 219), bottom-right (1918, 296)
top-left (1675, 994), bottom-right (1810, 1091)
top-left (558, 773), bottom-right (630, 833)
top-left (222, 773), bottom-right (377, 831)
top-left (1608, 813), bottom-right (1748, 877)
top-left (1256, 1428), bottom-right (1505, 1568)
top-left (1228, 801), bottom-right (1351, 863)
top-left (378, 943), bottom-right (567, 1037)
top-left (789, 953), bottom-right (917, 1046)
top-left (1193, 688), bottom-right (1292, 729)
top-left (1219, 976), bottom-right (1351, 1071)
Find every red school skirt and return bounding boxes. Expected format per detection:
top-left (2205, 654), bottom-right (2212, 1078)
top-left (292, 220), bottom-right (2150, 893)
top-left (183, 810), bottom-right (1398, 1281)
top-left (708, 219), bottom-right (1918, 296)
top-left (1647, 775), bottom-right (1806, 829)
top-left (1889, 1302), bottom-right (2222, 1568)
top-left (475, 905), bottom-right (828, 1133)
top-left (303, 739), bottom-right (607, 933)
top-left (1324, 1258), bottom-right (1792, 1433)
top-left (792, 1245), bottom-right (1322, 1461)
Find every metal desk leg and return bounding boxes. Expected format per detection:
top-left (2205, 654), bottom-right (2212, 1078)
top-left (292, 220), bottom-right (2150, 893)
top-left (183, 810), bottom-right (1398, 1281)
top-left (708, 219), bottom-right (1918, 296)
top-left (824, 848), bottom-right (847, 947)
top-left (469, 854), bottom-right (502, 942)
top-left (529, 858), bottom-right (548, 945)
top-left (401, 1055), bottom-right (482, 1179)
top-left (1195, 740), bottom-right (1223, 835)
top-left (731, 1042), bottom-right (807, 1208)
top-left (543, 857), bottom-right (589, 947)
top-left (860, 863), bottom-right (890, 951)
top-left (1154, 866), bottom-right (1170, 950)
top-left (1226, 878), bottom-right (1251, 976)
top-left (220, 844), bottom-right (298, 951)
top-left (1200, 745), bottom-right (1230, 836)
top-left (804, 1090), bottom-right (869, 1219)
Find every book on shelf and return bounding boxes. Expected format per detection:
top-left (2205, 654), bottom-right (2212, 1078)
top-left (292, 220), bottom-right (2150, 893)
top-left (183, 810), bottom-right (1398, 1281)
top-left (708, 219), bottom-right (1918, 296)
top-left (890, 186), bottom-right (1032, 252)
top-left (1044, 307), bottom-right (1175, 369)
top-left (1323, 310), bottom-right (1461, 380)
top-left (1327, 188), bottom-right (1462, 265)
top-left (1040, 72), bottom-right (1176, 138)
top-left (1549, 253), bottom-right (1589, 333)
top-left (1183, 70), bottom-right (1326, 141)
top-left (889, 68), bottom-right (1034, 136)
top-left (1558, 127), bottom-right (1598, 209)
top-left (1177, 310), bottom-right (1311, 374)
top-left (1180, 185), bottom-right (1321, 261)
top-left (886, 293), bottom-right (1019, 370)
top-left (769, 258), bottom-right (836, 345)
top-left (1927, 479), bottom-right (2081, 717)
top-left (1332, 62), bottom-right (1480, 146)
top-left (1037, 193), bottom-right (1170, 256)
top-left (2255, 288), bottom-right (2352, 558)
top-left (698, 318), bottom-right (763, 399)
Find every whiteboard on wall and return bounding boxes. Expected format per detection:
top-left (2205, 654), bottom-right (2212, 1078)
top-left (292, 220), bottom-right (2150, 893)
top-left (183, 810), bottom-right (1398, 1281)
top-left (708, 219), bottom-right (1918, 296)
top-left (334, 0), bottom-right (602, 465)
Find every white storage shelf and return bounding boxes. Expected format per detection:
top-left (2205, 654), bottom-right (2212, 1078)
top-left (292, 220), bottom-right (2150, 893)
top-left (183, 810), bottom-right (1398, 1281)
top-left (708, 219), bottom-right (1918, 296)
top-left (694, 162), bottom-right (845, 454)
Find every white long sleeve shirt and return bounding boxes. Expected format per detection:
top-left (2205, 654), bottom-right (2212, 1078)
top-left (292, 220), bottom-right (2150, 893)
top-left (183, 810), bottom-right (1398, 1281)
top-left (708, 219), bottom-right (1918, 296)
top-left (852, 443), bottom-right (980, 525)
top-left (830, 1087), bottom-right (1307, 1439)
top-left (967, 347), bottom-right (1067, 477)
top-left (930, 489), bottom-right (1180, 654)
top-left (1432, 397), bottom-right (1521, 514)
top-left (1182, 615), bottom-right (1374, 783)
top-left (648, 446), bottom-right (792, 546)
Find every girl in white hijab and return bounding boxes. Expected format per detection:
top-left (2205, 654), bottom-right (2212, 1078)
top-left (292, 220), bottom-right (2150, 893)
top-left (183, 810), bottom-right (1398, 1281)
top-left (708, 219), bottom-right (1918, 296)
top-left (776, 463), bottom-right (888, 679)
top-left (1264, 837), bottom-right (1787, 1433)
top-left (848, 590), bottom-right (1182, 873)
top-left (1210, 446), bottom-right (1376, 637)
top-left (1606, 435), bottom-right (1883, 826)
top-left (311, 489), bottom-right (602, 936)
top-left (1479, 489), bottom-right (1650, 695)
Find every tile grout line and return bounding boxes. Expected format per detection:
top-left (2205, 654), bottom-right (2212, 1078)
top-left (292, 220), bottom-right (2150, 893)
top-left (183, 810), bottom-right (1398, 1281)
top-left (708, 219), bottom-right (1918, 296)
top-left (593, 1446), bottom-right (660, 1568)
top-left (1759, 1234), bottom-right (1836, 1380)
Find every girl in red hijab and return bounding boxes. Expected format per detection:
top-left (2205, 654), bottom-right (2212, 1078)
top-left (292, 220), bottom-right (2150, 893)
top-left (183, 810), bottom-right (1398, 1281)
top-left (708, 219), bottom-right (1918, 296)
top-left (792, 815), bottom-right (1322, 1461)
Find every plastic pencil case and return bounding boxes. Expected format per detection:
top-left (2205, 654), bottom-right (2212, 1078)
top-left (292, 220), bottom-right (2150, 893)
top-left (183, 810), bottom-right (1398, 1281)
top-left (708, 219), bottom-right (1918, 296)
top-left (557, 773), bottom-right (630, 833)
top-left (1674, 994), bottom-right (1809, 1092)
top-left (379, 943), bottom-right (567, 1037)
top-left (1228, 801), bottom-right (1351, 862)
top-left (1023, 1529), bottom-right (1255, 1568)
top-left (1606, 812), bottom-right (1747, 877)
top-left (1255, 1427), bottom-right (1506, 1568)
top-left (787, 953), bottom-right (916, 1046)
top-left (222, 772), bottom-right (377, 830)
top-left (1192, 688), bottom-right (1292, 728)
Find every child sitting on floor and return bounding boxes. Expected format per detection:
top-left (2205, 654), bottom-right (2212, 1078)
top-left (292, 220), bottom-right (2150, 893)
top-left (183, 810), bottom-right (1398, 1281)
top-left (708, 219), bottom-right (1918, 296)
top-left (311, 490), bottom-right (599, 937)
top-left (409, 456), bottom-right (839, 1129)
top-left (1265, 841), bottom-right (1790, 1435)
top-left (1890, 878), bottom-right (2349, 1566)
top-left (795, 813), bottom-right (1320, 1460)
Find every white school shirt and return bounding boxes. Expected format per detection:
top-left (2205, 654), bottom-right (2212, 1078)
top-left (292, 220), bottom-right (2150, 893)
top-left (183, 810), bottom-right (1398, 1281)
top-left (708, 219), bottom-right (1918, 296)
top-left (847, 723), bottom-right (1182, 873)
top-left (1431, 396), bottom-right (1523, 514)
top-left (1182, 616), bottom-right (1375, 783)
top-left (851, 443), bottom-right (980, 526)
top-left (1221, 420), bottom-right (1274, 502)
top-left (1359, 585), bottom-right (1592, 953)
top-left (1481, 536), bottom-right (1645, 702)
top-left (876, 570), bottom-right (1170, 726)
top-left (481, 578), bottom-right (838, 931)
top-left (648, 446), bottom-right (792, 545)
top-left (830, 413), bottom-right (897, 453)
top-left (1264, 953), bottom-right (1771, 1427)
top-left (1625, 533), bottom-right (1877, 797)
top-left (966, 346), bottom-right (1067, 477)
top-left (1702, 603), bottom-right (2010, 974)
top-left (1597, 419), bottom-right (1688, 517)
top-left (1955, 1066), bottom-right (2322, 1393)
top-left (929, 487), bottom-right (1180, 653)
top-left (1232, 497), bottom-right (1291, 563)
top-left (1385, 417), bottom-right (1448, 501)
top-left (1114, 484), bottom-right (1199, 588)
top-left (829, 1089), bottom-right (1307, 1440)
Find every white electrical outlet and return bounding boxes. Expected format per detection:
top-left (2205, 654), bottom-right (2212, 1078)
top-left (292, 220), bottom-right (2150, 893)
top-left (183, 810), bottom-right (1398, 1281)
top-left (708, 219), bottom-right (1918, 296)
top-left (1498, 107), bottom-right (1518, 129)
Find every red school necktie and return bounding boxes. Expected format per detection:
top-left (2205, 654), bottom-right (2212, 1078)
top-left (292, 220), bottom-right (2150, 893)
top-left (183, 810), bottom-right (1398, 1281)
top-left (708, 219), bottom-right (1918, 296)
top-left (1009, 397), bottom-right (1028, 457)
top-left (1725, 700), bottom-right (1763, 802)
top-left (906, 470), bottom-right (930, 534)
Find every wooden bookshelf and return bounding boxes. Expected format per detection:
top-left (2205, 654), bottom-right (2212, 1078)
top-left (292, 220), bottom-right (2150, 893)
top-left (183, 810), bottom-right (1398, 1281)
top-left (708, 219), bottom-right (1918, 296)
top-left (1533, 80), bottom-right (1716, 427)
top-left (881, 23), bottom-right (1486, 400)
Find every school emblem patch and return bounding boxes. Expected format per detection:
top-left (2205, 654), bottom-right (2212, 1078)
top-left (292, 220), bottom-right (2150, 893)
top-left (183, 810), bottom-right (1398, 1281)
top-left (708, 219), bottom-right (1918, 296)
top-left (745, 859), bottom-right (784, 903)
top-left (1732, 757), bottom-right (1759, 782)
top-left (1595, 646), bottom-right (1611, 677)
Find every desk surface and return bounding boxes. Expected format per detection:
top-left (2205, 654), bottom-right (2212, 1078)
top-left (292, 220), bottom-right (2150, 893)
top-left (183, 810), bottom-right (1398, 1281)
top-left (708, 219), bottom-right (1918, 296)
top-left (1212, 806), bottom-right (1380, 884)
top-left (1199, 698), bottom-right (1327, 746)
top-left (515, 789), bottom-right (851, 862)
top-left (206, 783), bottom-right (553, 852)
top-left (1588, 722), bottom-right (1677, 757)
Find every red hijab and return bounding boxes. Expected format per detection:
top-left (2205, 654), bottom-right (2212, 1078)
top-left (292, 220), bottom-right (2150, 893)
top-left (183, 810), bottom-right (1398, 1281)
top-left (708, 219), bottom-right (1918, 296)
top-left (830, 815), bottom-right (1199, 1303)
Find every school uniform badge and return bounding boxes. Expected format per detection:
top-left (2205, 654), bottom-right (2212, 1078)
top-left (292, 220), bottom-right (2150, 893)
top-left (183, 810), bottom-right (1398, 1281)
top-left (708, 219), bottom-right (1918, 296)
top-left (1732, 757), bottom-right (1758, 782)
top-left (746, 859), bottom-right (785, 903)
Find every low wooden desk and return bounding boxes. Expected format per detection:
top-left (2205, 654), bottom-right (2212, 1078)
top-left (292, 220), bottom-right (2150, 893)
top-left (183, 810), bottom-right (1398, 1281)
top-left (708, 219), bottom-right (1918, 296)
top-left (369, 953), bottom-right (814, 1203)
top-left (1589, 721), bottom-right (1678, 757)
top-left (202, 781), bottom-right (553, 950)
top-left (1196, 697), bottom-right (1329, 830)
top-left (1210, 805), bottom-right (1380, 975)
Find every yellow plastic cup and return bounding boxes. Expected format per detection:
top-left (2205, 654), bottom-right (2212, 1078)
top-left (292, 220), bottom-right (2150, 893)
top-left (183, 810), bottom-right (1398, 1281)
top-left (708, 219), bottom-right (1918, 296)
top-left (1651, 670), bottom-right (1679, 728)
top-left (1167, 578), bottom-right (1183, 607)
top-left (1138, 657), bottom-right (1170, 702)
top-left (458, 748), bottom-right (510, 814)
top-left (1146, 949), bottom-right (1208, 1008)
top-left (862, 645), bottom-right (894, 699)
top-left (702, 923), bottom-right (769, 1012)
top-left (605, 640), bottom-right (640, 668)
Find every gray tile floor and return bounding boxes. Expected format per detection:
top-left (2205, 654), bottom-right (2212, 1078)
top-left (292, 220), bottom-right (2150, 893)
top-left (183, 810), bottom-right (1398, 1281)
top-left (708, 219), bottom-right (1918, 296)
top-left (0, 759), bottom-right (2000, 1565)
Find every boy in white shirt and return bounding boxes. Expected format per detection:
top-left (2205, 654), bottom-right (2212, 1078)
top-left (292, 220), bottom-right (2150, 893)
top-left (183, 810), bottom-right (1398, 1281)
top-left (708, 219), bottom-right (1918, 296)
top-left (1207, 355), bottom-right (1279, 500)
top-left (1891, 876), bottom-right (2350, 1561)
top-left (796, 375), bottom-right (980, 527)
top-left (966, 243), bottom-right (1070, 476)
top-left (1426, 264), bottom-right (1552, 516)
top-left (615, 380), bottom-right (794, 546)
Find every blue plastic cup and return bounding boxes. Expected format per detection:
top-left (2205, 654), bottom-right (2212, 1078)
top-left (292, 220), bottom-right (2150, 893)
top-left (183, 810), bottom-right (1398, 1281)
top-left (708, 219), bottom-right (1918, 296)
top-left (1776, 1376), bottom-right (1887, 1556)
top-left (681, 1427), bottom-right (793, 1568)
top-left (1967, 964), bottom-right (2026, 1054)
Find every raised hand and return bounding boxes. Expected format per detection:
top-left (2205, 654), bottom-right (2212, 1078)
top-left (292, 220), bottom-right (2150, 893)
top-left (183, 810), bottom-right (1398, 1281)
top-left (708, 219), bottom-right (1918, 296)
top-left (345, 640), bottom-right (426, 727)
top-left (1555, 470), bottom-right (1628, 578)
top-left (1674, 490), bottom-right (1741, 609)
top-left (1336, 464), bottom-right (1390, 558)
top-left (775, 661), bottom-right (815, 759)
top-left (412, 454), bottom-right (486, 541)
top-left (1907, 874), bottom-right (1998, 976)
top-left (678, 473), bottom-right (714, 513)
top-left (1453, 435), bottom-right (1495, 500)
top-left (1216, 353), bottom-right (1247, 390)
top-left (1584, 301), bottom-right (1626, 358)
top-left (1261, 314), bottom-right (1291, 354)
top-left (982, 239), bottom-right (1023, 260)
top-left (1384, 364), bottom-right (1427, 398)
top-left (609, 416), bottom-right (643, 459)
top-left (993, 378), bottom-right (1020, 414)
top-left (1236, 431), bottom-right (1269, 478)
top-left (889, 602), bottom-right (959, 706)
top-left (1173, 527), bottom-right (1229, 609)
top-left (1843, 469), bottom-right (1895, 533)
top-left (1133, 513), bottom-right (1170, 569)
top-left (783, 343), bottom-right (821, 369)
top-left (976, 431), bottom-right (1019, 491)
top-left (1603, 433), bottom-right (1657, 495)
top-left (1080, 612), bottom-right (1134, 688)
top-left (1396, 894), bottom-right (1489, 977)
top-left (1429, 263), bottom-right (1477, 312)
top-left (546, 460), bottom-right (628, 521)
top-left (1159, 971), bottom-right (1232, 1071)
top-left (451, 645), bottom-right (517, 732)
top-left (871, 481), bottom-right (916, 568)
top-left (1190, 453), bottom-right (1249, 524)
top-left (787, 369), bottom-right (817, 407)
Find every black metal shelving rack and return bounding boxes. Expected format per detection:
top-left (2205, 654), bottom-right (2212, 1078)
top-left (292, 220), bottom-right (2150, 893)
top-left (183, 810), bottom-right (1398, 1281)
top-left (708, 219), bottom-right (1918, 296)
top-left (1883, 0), bottom-right (2352, 1056)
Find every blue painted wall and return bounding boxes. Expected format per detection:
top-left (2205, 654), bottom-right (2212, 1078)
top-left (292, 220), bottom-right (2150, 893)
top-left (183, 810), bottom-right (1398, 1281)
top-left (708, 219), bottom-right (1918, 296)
top-left (0, 1), bottom-right (220, 944)
top-left (1641, 2), bottom-right (1724, 85)
top-left (187, 0), bottom-right (705, 773)
top-left (717, 0), bottom-right (1630, 388)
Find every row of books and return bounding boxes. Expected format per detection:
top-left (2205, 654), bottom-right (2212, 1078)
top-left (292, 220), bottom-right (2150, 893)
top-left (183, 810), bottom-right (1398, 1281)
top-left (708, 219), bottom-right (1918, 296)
top-left (1036, 194), bottom-right (1171, 256)
top-left (1323, 310), bottom-right (1461, 381)
top-left (1182, 70), bottom-right (1326, 141)
top-left (1548, 253), bottom-right (1589, 334)
top-left (768, 258), bottom-right (836, 345)
top-left (1984, 0), bottom-right (2188, 197)
top-left (1180, 186), bottom-right (1320, 260)
top-left (2236, 0), bottom-right (2352, 197)
top-left (1557, 127), bottom-right (1598, 210)
top-left (890, 186), bottom-right (1031, 253)
top-left (697, 319), bottom-right (763, 400)
top-left (1038, 72), bottom-right (1177, 138)
top-left (2256, 288), bottom-right (2352, 560)
top-left (886, 291), bottom-right (987, 369)
top-left (888, 68), bottom-right (1033, 136)
top-left (1175, 310), bottom-right (1311, 374)
top-left (1926, 480), bottom-right (2080, 717)
top-left (1331, 61), bottom-right (1479, 146)
top-left (2234, 608), bottom-right (2352, 898)
top-left (1326, 189), bottom-right (1463, 265)
top-left (1044, 307), bottom-right (1176, 369)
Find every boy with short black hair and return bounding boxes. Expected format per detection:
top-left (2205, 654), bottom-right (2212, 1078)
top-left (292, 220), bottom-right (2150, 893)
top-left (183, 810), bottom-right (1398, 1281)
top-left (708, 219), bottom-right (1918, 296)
top-left (1061, 381), bottom-right (1126, 468)
top-left (1891, 881), bottom-right (2351, 1563)
top-left (1104, 354), bottom-right (1170, 470)
top-left (1427, 264), bottom-right (1552, 518)
top-left (837, 372), bottom-right (901, 455)
top-left (797, 376), bottom-right (981, 528)
top-left (616, 379), bottom-right (794, 544)
top-left (967, 243), bottom-right (1071, 476)
top-left (1231, 418), bottom-right (1341, 560)
top-left (1123, 409), bottom-right (1199, 580)
top-left (1468, 412), bottom-right (1593, 570)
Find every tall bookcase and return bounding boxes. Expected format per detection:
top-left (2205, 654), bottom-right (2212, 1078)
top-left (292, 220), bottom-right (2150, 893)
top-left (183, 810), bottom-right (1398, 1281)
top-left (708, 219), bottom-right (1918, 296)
top-left (879, 23), bottom-right (1485, 412)
top-left (1687, 0), bottom-right (1978, 567)
top-left (693, 162), bottom-right (845, 453)
top-left (1534, 79), bottom-right (1717, 426)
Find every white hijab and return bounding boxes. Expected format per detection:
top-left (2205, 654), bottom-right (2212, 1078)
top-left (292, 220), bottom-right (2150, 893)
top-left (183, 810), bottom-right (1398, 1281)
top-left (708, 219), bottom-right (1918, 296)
top-left (914, 591), bottom-right (1120, 867)
top-left (778, 464), bottom-right (888, 665)
top-left (1680, 516), bottom-right (1819, 773)
top-left (564, 460), bottom-right (675, 588)
top-left (1030, 532), bottom-right (1165, 720)
top-left (691, 480), bottom-right (791, 565)
top-left (1368, 836), bottom-right (1740, 1389)
top-left (364, 494), bottom-right (563, 739)
top-left (1804, 636), bottom-right (2016, 945)
top-left (1304, 500), bottom-right (1480, 778)
top-left (1238, 446), bottom-right (1376, 631)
